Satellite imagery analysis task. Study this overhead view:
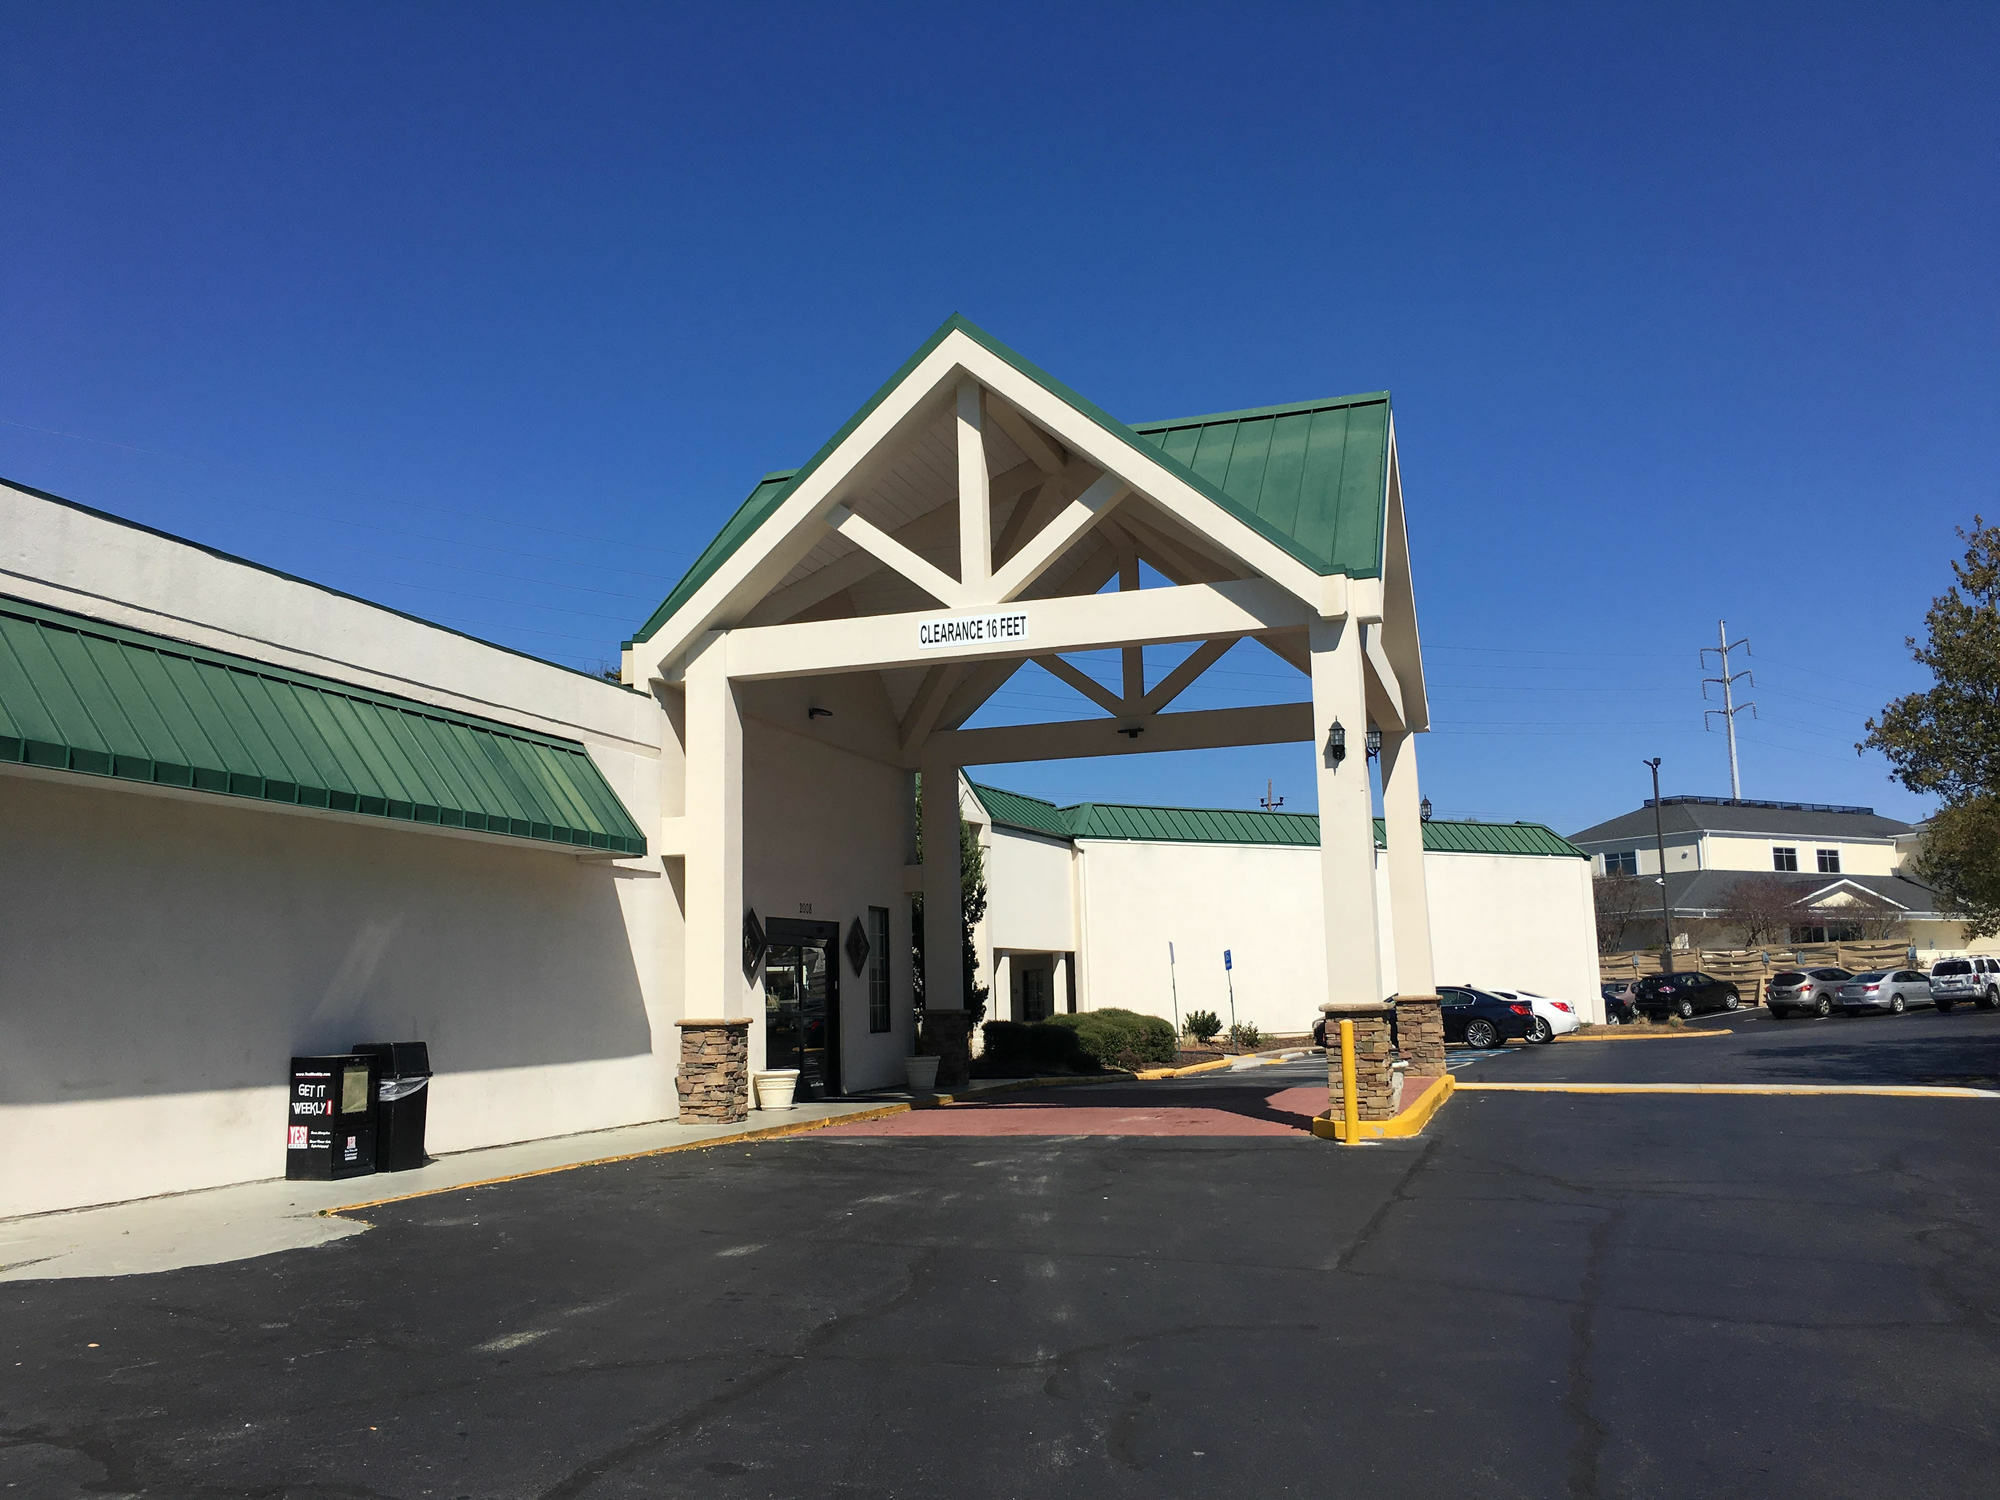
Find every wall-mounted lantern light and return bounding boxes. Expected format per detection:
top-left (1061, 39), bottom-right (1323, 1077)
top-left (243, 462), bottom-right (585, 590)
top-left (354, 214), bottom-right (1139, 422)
top-left (1327, 719), bottom-right (1347, 764)
top-left (1420, 797), bottom-right (1434, 822)
top-left (1365, 727), bottom-right (1383, 760)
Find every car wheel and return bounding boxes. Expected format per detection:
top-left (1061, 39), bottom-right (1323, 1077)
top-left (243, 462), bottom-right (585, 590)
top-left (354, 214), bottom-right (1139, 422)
top-left (1725, 992), bottom-right (1740, 1011)
top-left (1937, 997), bottom-right (1955, 1014)
top-left (1815, 995), bottom-right (1833, 1018)
top-left (1676, 997), bottom-right (1695, 1019)
top-left (1465, 1018), bottom-right (1499, 1049)
top-left (1528, 1016), bottom-right (1554, 1044)
top-left (1890, 994), bottom-right (1906, 1014)
top-left (1982, 989), bottom-right (2000, 1012)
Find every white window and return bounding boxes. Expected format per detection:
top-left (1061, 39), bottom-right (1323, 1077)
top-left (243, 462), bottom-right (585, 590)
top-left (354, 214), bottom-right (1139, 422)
top-left (1817, 848), bottom-right (1841, 874)
top-left (1603, 850), bottom-right (1638, 877)
top-left (867, 906), bottom-right (891, 1033)
top-left (1773, 846), bottom-right (1798, 872)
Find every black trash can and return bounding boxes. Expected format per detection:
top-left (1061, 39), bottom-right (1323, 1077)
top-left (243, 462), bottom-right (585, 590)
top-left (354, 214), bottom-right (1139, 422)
top-left (353, 1042), bottom-right (431, 1171)
top-left (285, 1054), bottom-right (379, 1181)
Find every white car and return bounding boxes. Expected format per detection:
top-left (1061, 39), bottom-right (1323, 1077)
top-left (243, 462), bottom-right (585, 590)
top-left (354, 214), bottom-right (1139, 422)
top-left (1486, 989), bottom-right (1583, 1044)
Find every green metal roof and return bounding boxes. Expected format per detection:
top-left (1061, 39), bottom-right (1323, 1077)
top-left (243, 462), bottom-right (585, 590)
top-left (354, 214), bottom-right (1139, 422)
top-left (965, 781), bottom-right (1076, 840)
top-left (1128, 394), bottom-right (1388, 580)
top-left (626, 314), bottom-right (1390, 649)
top-left (967, 780), bottom-right (1582, 858)
top-left (0, 594), bottom-right (647, 856)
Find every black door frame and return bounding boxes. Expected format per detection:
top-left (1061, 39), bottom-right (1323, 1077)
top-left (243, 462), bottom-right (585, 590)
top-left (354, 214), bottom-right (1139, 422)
top-left (765, 917), bottom-right (843, 1098)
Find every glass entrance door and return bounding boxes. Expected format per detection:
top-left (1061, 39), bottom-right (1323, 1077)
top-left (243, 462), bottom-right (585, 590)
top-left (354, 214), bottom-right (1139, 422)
top-left (763, 922), bottom-right (840, 1100)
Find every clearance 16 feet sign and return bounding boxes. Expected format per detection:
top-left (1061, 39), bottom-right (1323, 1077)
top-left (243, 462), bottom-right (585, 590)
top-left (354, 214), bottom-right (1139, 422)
top-left (916, 610), bottom-right (1029, 651)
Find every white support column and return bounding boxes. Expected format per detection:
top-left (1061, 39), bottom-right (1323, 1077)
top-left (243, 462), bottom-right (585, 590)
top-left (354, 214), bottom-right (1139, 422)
top-left (1309, 617), bottom-right (1384, 1008)
top-left (683, 635), bottom-right (751, 1021)
top-left (993, 953), bottom-right (1013, 1022)
top-left (957, 378), bottom-right (991, 593)
top-left (1053, 952), bottom-right (1073, 1014)
top-left (920, 751), bottom-right (965, 1014)
top-left (1379, 728), bottom-right (1436, 996)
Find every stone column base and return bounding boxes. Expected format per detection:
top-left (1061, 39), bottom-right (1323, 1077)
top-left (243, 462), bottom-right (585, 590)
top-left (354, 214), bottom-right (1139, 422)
top-left (1322, 1001), bottom-right (1399, 1121)
top-left (674, 1018), bottom-right (751, 1123)
top-left (918, 1010), bottom-right (975, 1089)
top-left (1393, 995), bottom-right (1445, 1076)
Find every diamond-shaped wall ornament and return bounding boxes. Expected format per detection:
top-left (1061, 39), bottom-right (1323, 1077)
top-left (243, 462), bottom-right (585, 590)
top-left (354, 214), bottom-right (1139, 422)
top-left (845, 916), bottom-right (870, 977)
top-left (742, 909), bottom-right (766, 981)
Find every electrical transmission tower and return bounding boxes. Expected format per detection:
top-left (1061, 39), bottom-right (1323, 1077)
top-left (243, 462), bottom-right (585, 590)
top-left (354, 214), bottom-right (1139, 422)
top-left (1700, 620), bottom-right (1756, 799)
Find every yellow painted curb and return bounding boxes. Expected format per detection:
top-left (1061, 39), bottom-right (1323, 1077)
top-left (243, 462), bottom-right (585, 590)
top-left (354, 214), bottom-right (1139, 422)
top-left (323, 1104), bottom-right (914, 1216)
top-left (1312, 1074), bottom-right (1456, 1141)
top-left (1134, 1058), bottom-right (1237, 1080)
top-left (1554, 1030), bottom-right (1729, 1042)
top-left (1456, 1082), bottom-right (1998, 1098)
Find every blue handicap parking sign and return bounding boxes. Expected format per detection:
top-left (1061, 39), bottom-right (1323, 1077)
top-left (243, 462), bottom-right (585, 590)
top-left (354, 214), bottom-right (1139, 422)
top-left (1223, 949), bottom-right (1232, 970)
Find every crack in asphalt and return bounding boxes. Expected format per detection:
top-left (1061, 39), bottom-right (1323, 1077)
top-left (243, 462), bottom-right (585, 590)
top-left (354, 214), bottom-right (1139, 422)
top-left (531, 1243), bottom-right (942, 1500)
top-left (1564, 1208), bottom-right (1618, 1500)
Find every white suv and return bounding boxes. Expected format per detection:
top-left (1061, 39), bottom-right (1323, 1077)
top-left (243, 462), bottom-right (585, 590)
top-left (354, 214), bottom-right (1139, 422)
top-left (1929, 956), bottom-right (2000, 1013)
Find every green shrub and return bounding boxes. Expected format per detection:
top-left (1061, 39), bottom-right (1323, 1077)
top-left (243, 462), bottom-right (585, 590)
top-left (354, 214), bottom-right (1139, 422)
top-left (981, 1020), bottom-right (1090, 1072)
top-left (1228, 1021), bottom-right (1263, 1050)
top-left (1050, 1008), bottom-right (1177, 1070)
top-left (1183, 1009), bottom-right (1223, 1043)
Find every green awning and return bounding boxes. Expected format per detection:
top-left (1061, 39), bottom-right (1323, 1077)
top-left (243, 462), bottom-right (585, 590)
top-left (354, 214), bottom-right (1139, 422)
top-left (0, 594), bottom-right (647, 856)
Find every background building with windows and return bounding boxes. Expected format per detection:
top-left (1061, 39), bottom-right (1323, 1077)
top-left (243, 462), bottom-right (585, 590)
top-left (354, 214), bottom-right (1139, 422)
top-left (1571, 796), bottom-right (1988, 958)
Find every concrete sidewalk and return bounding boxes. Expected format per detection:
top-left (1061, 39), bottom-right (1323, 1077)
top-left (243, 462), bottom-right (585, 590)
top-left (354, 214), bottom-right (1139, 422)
top-left (0, 1097), bottom-right (897, 1283)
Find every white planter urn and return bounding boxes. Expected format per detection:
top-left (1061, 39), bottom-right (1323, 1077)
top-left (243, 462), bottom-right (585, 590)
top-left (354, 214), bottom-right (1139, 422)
top-left (903, 1055), bottom-right (941, 1093)
top-left (752, 1069), bottom-right (800, 1111)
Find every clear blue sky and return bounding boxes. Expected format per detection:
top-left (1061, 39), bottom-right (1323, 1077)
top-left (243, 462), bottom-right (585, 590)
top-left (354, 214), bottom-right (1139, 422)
top-left (5, 3), bottom-right (1994, 834)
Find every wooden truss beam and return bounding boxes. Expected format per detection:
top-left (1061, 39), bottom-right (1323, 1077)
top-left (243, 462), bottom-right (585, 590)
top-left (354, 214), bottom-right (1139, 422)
top-left (930, 702), bottom-right (1314, 767)
top-left (720, 578), bottom-right (1313, 682)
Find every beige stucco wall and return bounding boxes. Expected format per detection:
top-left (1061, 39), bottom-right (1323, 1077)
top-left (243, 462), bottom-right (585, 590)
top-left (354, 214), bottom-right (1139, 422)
top-left (1062, 837), bottom-right (1602, 1035)
top-left (0, 770), bottom-right (671, 1218)
top-left (1421, 850), bottom-right (1603, 1020)
top-left (1581, 835), bottom-right (1699, 877)
top-left (0, 482), bottom-right (676, 1217)
top-left (981, 825), bottom-right (1078, 955)
top-left (740, 718), bottom-right (915, 1092)
top-left (1698, 832), bottom-right (1898, 876)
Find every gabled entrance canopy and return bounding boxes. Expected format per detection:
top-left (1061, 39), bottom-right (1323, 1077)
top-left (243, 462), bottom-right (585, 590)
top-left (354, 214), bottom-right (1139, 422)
top-left (636, 315), bottom-right (1436, 1077)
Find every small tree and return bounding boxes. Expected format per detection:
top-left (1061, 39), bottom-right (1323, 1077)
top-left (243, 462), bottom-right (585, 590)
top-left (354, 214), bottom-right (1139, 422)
top-left (1183, 1009), bottom-right (1222, 1043)
top-left (1863, 517), bottom-right (2000, 935)
top-left (1799, 891), bottom-right (1907, 943)
top-left (910, 784), bottom-right (990, 1027)
top-left (1593, 874), bottom-right (1649, 951)
top-left (1713, 875), bottom-right (1806, 948)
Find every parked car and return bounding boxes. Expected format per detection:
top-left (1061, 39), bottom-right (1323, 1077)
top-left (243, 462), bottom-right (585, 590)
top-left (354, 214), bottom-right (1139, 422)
top-left (1766, 968), bottom-right (1853, 1020)
top-left (1632, 970), bottom-right (1741, 1020)
top-left (1836, 970), bottom-right (1933, 1015)
top-left (1485, 988), bottom-right (1580, 1043)
top-left (1312, 1001), bottom-right (1400, 1050)
top-left (1601, 981), bottom-right (1640, 1024)
top-left (1930, 956), bottom-right (2000, 1013)
top-left (1437, 986), bottom-right (1535, 1049)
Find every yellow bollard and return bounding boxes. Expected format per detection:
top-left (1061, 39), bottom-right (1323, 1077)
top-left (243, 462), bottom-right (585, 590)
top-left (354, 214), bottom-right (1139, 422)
top-left (1339, 1019), bottom-right (1359, 1144)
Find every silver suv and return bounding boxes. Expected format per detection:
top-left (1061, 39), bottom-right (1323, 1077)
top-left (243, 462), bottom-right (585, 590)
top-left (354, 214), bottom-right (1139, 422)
top-left (1929, 957), bottom-right (2000, 1013)
top-left (1767, 968), bottom-right (1853, 1019)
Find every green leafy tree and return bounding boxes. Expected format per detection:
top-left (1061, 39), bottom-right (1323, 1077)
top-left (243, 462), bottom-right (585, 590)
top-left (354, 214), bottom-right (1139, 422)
top-left (1863, 517), bottom-right (2000, 935)
top-left (910, 779), bottom-right (991, 1025)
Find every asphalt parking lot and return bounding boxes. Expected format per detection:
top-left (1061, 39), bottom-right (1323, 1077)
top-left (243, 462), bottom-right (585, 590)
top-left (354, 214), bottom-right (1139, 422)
top-left (5, 1016), bottom-right (1999, 1498)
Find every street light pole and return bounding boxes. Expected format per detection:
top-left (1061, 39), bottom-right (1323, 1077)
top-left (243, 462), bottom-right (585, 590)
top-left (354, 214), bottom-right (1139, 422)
top-left (1644, 757), bottom-right (1674, 973)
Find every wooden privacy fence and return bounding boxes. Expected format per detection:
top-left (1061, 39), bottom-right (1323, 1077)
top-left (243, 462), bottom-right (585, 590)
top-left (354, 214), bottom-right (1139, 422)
top-left (1600, 941), bottom-right (1913, 992)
